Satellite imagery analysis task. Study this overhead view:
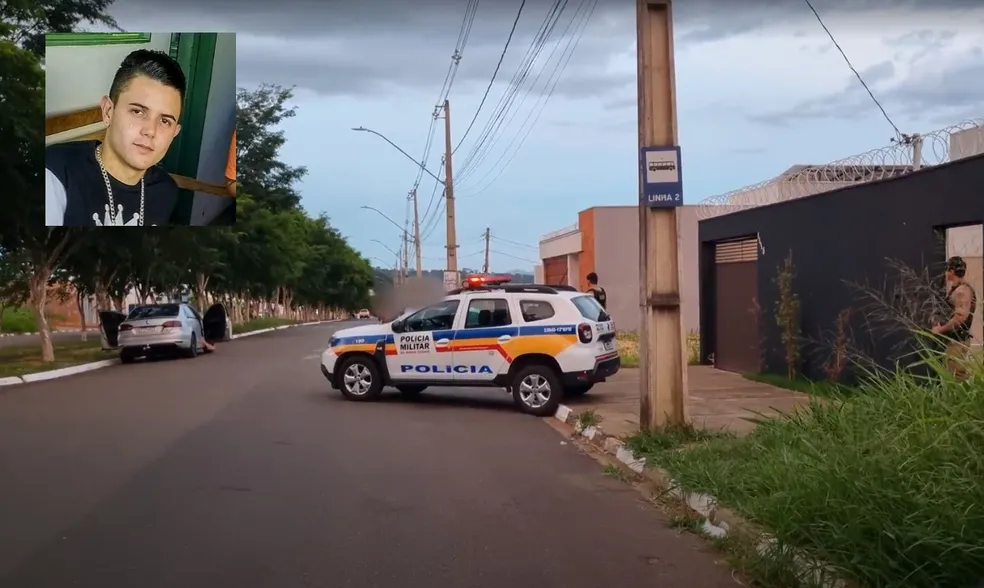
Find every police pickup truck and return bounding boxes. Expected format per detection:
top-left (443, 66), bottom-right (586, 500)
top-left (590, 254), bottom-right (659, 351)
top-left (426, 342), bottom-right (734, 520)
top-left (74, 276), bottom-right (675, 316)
top-left (320, 275), bottom-right (620, 416)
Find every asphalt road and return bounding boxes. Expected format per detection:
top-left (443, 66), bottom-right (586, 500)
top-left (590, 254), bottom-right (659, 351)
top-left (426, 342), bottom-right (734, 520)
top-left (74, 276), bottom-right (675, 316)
top-left (0, 321), bottom-right (737, 588)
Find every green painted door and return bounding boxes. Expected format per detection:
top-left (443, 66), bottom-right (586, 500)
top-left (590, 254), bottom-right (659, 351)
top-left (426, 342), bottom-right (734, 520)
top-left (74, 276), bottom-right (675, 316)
top-left (163, 33), bottom-right (216, 224)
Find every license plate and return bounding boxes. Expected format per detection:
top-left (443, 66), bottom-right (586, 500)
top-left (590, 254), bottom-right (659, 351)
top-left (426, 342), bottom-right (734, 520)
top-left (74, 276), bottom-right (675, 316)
top-left (136, 327), bottom-right (158, 334)
top-left (603, 340), bottom-right (615, 352)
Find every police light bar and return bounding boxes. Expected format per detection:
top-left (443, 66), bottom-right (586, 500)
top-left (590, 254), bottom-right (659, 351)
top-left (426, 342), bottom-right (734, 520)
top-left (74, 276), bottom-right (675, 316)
top-left (462, 274), bottom-right (512, 288)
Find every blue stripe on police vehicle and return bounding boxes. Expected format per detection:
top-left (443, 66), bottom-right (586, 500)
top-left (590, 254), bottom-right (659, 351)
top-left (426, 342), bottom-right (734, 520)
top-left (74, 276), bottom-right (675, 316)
top-left (331, 324), bottom-right (578, 347)
top-left (400, 364), bottom-right (494, 374)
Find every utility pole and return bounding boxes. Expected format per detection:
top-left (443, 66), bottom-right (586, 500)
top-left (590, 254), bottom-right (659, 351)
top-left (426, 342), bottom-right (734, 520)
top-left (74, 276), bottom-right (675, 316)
top-left (442, 100), bottom-right (459, 273)
top-left (482, 228), bottom-right (491, 274)
top-left (410, 188), bottom-right (422, 278)
top-left (402, 228), bottom-right (410, 282)
top-left (637, 0), bottom-right (687, 429)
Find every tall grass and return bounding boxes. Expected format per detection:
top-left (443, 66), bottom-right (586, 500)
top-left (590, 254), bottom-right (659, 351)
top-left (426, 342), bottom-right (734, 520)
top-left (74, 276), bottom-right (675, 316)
top-left (641, 347), bottom-right (984, 587)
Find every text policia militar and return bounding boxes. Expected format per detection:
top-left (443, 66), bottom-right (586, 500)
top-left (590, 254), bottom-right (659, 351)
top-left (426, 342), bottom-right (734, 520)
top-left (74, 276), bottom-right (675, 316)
top-left (398, 333), bottom-right (431, 353)
top-left (400, 364), bottom-right (495, 374)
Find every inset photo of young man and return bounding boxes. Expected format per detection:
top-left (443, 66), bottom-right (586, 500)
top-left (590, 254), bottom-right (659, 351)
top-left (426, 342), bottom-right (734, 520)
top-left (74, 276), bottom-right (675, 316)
top-left (44, 32), bottom-right (237, 227)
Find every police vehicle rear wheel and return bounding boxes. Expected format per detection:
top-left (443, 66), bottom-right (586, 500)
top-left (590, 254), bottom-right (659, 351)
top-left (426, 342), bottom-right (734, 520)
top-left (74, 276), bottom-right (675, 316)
top-left (511, 364), bottom-right (562, 417)
top-left (566, 383), bottom-right (593, 397)
top-left (396, 385), bottom-right (427, 397)
top-left (337, 356), bottom-right (383, 401)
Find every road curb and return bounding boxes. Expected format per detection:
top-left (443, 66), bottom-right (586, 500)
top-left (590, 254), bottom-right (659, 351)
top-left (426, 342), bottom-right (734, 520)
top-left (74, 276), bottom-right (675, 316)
top-left (552, 403), bottom-right (846, 588)
top-left (0, 320), bottom-right (341, 388)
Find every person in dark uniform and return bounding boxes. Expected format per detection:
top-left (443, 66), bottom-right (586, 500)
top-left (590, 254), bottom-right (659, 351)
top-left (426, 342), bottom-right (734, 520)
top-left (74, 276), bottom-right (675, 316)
top-left (45, 49), bottom-right (186, 226)
top-left (585, 272), bottom-right (607, 310)
top-left (932, 256), bottom-right (977, 381)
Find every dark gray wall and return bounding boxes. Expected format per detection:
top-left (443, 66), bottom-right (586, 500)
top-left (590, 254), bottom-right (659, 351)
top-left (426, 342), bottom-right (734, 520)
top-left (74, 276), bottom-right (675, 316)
top-left (699, 154), bottom-right (984, 381)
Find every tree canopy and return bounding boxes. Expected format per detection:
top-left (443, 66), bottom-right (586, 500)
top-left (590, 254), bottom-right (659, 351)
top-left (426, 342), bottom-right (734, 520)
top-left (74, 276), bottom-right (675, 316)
top-left (0, 8), bottom-right (373, 361)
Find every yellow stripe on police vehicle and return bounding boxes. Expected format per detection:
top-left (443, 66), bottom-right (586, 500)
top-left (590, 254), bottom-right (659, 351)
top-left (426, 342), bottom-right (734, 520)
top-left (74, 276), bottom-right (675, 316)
top-left (319, 274), bottom-right (620, 416)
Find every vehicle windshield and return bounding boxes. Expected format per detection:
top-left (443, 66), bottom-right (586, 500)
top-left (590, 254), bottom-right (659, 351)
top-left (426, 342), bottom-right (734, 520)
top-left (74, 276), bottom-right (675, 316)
top-left (127, 305), bottom-right (180, 320)
top-left (571, 295), bottom-right (610, 322)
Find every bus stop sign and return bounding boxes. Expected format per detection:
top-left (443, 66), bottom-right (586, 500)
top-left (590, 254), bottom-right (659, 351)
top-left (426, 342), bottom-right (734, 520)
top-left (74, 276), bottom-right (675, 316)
top-left (640, 145), bottom-right (683, 208)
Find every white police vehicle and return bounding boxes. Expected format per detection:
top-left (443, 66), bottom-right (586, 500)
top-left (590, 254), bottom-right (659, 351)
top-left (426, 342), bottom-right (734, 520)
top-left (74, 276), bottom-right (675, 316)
top-left (320, 275), bottom-right (620, 416)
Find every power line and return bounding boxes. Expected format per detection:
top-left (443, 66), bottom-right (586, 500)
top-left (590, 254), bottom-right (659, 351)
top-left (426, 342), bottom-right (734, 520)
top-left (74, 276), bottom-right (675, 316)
top-left (453, 0), bottom-right (528, 154)
top-left (454, 0), bottom-right (567, 180)
top-left (458, 0), bottom-right (596, 195)
top-left (491, 249), bottom-right (538, 264)
top-left (491, 235), bottom-right (537, 249)
top-left (802, 0), bottom-right (901, 140)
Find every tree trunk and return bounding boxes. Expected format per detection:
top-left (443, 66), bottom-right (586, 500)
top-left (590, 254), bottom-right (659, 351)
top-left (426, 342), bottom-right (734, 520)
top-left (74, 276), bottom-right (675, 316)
top-left (28, 267), bottom-right (55, 362)
top-left (76, 289), bottom-right (88, 342)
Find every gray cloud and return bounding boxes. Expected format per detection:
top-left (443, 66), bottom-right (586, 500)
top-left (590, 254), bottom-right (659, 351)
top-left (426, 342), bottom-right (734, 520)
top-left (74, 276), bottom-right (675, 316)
top-left (746, 47), bottom-right (983, 128)
top-left (106, 0), bottom-right (982, 102)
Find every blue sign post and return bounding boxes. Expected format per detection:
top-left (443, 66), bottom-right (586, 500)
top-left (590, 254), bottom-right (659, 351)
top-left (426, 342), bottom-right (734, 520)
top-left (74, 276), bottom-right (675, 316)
top-left (640, 145), bottom-right (683, 208)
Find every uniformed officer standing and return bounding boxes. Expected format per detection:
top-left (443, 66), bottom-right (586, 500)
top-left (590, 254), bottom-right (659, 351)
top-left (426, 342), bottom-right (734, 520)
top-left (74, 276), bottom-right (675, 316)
top-left (932, 256), bottom-right (977, 381)
top-left (585, 272), bottom-right (607, 310)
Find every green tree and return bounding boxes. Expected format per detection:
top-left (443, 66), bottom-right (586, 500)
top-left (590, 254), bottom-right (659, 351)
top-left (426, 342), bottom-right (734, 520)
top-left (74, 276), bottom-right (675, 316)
top-left (236, 84), bottom-right (307, 211)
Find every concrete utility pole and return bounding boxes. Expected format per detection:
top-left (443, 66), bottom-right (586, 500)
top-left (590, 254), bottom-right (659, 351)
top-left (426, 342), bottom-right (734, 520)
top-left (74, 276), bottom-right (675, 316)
top-left (482, 227), bottom-right (491, 274)
top-left (410, 188), bottom-right (423, 278)
top-left (402, 230), bottom-right (410, 282)
top-left (442, 100), bottom-right (459, 273)
top-left (637, 0), bottom-right (687, 429)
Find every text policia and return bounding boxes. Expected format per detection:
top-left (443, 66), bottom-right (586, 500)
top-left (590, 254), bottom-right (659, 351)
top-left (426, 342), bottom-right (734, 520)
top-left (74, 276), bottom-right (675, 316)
top-left (400, 364), bottom-right (495, 374)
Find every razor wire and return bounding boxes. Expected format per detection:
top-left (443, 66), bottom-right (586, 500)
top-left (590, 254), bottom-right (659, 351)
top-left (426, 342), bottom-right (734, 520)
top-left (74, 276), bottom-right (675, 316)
top-left (696, 118), bottom-right (984, 221)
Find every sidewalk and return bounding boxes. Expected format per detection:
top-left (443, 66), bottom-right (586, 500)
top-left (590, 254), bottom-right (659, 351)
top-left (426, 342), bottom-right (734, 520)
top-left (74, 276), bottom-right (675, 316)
top-left (564, 366), bottom-right (810, 437)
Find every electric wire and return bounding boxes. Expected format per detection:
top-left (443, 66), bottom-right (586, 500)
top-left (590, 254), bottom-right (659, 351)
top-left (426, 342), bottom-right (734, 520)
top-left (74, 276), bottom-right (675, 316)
top-left (453, 0), bottom-right (528, 155)
top-left (802, 0), bottom-right (901, 140)
top-left (454, 0), bottom-right (567, 180)
top-left (459, 0), bottom-right (596, 195)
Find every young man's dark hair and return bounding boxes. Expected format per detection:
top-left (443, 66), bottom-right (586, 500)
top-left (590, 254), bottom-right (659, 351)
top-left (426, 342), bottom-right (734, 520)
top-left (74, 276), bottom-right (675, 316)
top-left (109, 49), bottom-right (187, 105)
top-left (585, 272), bottom-right (607, 310)
top-left (45, 49), bottom-right (186, 226)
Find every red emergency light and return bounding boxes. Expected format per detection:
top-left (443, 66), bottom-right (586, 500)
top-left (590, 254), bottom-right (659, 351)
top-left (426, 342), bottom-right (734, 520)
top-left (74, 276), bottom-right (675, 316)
top-left (462, 274), bottom-right (512, 288)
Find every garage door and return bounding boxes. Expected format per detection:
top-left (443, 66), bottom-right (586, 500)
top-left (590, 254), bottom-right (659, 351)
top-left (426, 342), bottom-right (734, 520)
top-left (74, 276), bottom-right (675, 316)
top-left (543, 256), bottom-right (567, 286)
top-left (714, 238), bottom-right (760, 373)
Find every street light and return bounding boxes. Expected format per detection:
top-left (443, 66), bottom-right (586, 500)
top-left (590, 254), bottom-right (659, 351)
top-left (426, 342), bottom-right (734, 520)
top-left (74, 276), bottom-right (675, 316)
top-left (371, 238), bottom-right (402, 260)
top-left (351, 126), bottom-right (445, 186)
top-left (360, 205), bottom-right (413, 240)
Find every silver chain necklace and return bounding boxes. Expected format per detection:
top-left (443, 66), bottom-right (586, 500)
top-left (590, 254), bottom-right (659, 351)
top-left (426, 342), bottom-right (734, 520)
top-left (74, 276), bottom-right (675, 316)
top-left (95, 144), bottom-right (144, 226)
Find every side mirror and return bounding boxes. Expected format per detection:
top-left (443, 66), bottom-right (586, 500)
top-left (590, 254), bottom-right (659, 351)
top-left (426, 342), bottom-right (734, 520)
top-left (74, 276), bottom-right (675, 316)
top-left (391, 319), bottom-right (405, 333)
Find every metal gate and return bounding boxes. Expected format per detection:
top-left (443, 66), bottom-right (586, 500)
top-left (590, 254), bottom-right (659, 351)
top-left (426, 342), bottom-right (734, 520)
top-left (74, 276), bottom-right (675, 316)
top-left (714, 238), bottom-right (760, 373)
top-left (543, 256), bottom-right (567, 285)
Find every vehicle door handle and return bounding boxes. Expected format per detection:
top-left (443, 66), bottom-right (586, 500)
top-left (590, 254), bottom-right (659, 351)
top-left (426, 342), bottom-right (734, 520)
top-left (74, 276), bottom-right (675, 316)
top-left (497, 335), bottom-right (512, 342)
top-left (436, 339), bottom-right (450, 346)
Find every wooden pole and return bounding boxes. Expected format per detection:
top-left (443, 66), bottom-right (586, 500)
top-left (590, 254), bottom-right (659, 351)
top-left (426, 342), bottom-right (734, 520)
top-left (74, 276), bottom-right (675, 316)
top-left (442, 100), bottom-right (459, 273)
top-left (637, 0), bottom-right (687, 429)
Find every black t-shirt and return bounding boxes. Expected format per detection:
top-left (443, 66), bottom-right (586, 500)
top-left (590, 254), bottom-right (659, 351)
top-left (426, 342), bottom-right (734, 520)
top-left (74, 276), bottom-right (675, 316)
top-left (45, 140), bottom-right (178, 226)
top-left (588, 285), bottom-right (607, 309)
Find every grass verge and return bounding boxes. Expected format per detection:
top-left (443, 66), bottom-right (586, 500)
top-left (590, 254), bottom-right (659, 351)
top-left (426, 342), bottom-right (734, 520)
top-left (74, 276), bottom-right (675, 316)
top-left (616, 330), bottom-right (701, 369)
top-left (626, 358), bottom-right (984, 588)
top-left (0, 338), bottom-right (109, 378)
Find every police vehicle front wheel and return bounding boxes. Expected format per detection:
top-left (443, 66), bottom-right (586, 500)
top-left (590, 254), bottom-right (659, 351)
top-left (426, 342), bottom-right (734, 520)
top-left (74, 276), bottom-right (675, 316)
top-left (510, 364), bottom-right (562, 417)
top-left (337, 356), bottom-right (384, 401)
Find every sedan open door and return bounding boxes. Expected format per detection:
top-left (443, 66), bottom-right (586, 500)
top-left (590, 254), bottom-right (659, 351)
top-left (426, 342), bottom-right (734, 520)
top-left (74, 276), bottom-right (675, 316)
top-left (99, 311), bottom-right (127, 350)
top-left (203, 303), bottom-right (232, 342)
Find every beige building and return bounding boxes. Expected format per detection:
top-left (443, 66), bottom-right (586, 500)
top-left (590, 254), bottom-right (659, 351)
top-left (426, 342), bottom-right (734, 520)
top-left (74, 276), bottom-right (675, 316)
top-left (534, 205), bottom-right (700, 335)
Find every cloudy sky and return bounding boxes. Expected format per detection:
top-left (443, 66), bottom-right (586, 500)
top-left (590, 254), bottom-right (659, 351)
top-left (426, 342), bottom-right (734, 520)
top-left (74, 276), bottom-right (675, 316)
top-left (103, 0), bottom-right (983, 272)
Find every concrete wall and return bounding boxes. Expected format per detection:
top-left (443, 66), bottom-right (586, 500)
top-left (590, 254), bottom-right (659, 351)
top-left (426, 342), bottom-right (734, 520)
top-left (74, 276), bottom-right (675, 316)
top-left (539, 230), bottom-right (581, 259)
top-left (533, 264), bottom-right (543, 283)
top-left (590, 205), bottom-right (700, 334)
top-left (950, 125), bottom-right (984, 161)
top-left (45, 34), bottom-right (173, 115)
top-left (190, 33), bottom-right (237, 226)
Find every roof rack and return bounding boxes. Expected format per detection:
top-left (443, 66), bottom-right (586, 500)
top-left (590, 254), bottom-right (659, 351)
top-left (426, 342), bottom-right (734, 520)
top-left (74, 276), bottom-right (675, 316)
top-left (447, 283), bottom-right (579, 295)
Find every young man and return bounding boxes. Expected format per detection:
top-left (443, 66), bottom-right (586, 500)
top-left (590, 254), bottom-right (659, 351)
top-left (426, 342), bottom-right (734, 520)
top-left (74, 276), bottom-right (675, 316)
top-left (932, 256), bottom-right (977, 381)
top-left (45, 49), bottom-right (186, 226)
top-left (585, 272), bottom-right (607, 310)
